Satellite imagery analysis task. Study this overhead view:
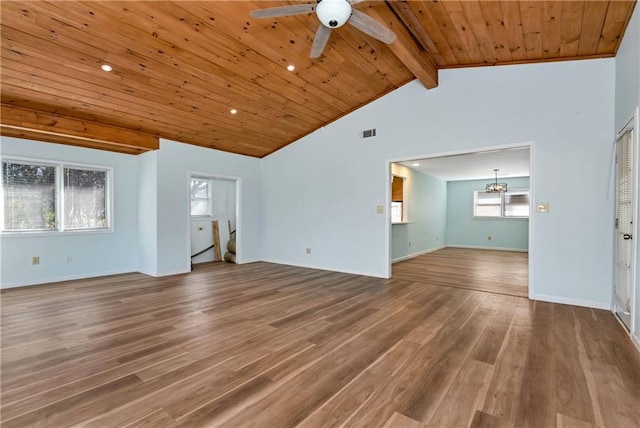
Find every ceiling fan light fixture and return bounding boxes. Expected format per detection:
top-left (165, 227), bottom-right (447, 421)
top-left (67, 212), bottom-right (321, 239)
top-left (316, 0), bottom-right (352, 28)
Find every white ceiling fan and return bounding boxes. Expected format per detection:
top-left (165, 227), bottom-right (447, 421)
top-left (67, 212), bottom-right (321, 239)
top-left (249, 0), bottom-right (397, 58)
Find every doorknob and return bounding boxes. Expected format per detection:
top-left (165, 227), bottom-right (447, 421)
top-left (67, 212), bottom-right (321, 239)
top-left (623, 233), bottom-right (632, 240)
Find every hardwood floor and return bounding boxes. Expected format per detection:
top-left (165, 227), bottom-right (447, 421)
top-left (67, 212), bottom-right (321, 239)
top-left (393, 248), bottom-right (529, 298)
top-left (1, 258), bottom-right (639, 427)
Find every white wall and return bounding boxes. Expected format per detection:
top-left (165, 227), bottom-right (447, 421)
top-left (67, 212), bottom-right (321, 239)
top-left (137, 151), bottom-right (158, 276)
top-left (615, 6), bottom-right (640, 133)
top-left (262, 58), bottom-right (615, 308)
top-left (0, 137), bottom-right (139, 287)
top-left (615, 5), bottom-right (640, 347)
top-left (154, 139), bottom-right (262, 276)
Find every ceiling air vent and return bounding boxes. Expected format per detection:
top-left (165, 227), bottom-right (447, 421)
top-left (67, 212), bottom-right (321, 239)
top-left (361, 128), bottom-right (377, 139)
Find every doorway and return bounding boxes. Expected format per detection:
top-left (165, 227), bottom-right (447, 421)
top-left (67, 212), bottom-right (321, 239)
top-left (189, 173), bottom-right (240, 266)
top-left (386, 143), bottom-right (533, 298)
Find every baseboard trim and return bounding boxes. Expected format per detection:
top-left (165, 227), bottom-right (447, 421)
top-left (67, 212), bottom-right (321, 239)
top-left (632, 333), bottom-right (640, 354)
top-left (155, 268), bottom-right (191, 277)
top-left (136, 268), bottom-right (159, 277)
top-left (261, 259), bottom-right (385, 279)
top-left (533, 293), bottom-right (611, 310)
top-left (392, 246), bottom-right (446, 264)
top-left (447, 245), bottom-right (528, 252)
top-left (0, 268), bottom-right (136, 289)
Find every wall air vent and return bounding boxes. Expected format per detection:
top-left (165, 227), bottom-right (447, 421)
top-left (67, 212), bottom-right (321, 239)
top-left (361, 128), bottom-right (377, 139)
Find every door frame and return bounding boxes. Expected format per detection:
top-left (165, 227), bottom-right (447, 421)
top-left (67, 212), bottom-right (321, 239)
top-left (187, 171), bottom-right (242, 265)
top-left (613, 107), bottom-right (639, 337)
top-left (385, 141), bottom-right (536, 300)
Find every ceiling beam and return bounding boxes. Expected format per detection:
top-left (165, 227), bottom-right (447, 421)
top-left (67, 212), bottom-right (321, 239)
top-left (0, 104), bottom-right (159, 155)
top-left (363, 1), bottom-right (439, 89)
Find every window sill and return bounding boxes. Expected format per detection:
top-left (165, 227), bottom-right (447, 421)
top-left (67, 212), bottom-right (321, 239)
top-left (471, 216), bottom-right (529, 221)
top-left (1, 228), bottom-right (114, 238)
top-left (392, 221), bottom-right (415, 225)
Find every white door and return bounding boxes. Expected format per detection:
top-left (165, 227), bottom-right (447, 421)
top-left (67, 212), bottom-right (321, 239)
top-left (614, 127), bottom-right (635, 329)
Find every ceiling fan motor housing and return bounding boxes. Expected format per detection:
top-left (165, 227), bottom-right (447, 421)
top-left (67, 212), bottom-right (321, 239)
top-left (316, 0), bottom-right (352, 28)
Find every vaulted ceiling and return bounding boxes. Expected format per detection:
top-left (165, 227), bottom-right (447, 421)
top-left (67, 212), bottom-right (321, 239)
top-left (1, 1), bottom-right (636, 157)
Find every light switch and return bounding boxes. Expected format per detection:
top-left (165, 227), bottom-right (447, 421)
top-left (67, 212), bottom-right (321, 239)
top-left (536, 202), bottom-right (549, 213)
top-left (376, 205), bottom-right (384, 214)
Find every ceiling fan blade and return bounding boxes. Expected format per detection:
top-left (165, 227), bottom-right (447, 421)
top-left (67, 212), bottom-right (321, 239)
top-left (310, 24), bottom-right (332, 58)
top-left (249, 4), bottom-right (315, 19)
top-left (348, 9), bottom-right (397, 44)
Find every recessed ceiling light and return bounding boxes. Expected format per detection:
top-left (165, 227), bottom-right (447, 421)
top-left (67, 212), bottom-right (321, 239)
top-left (101, 64), bottom-right (113, 72)
top-left (412, 163), bottom-right (420, 167)
top-left (286, 64), bottom-right (295, 72)
top-left (230, 108), bottom-right (238, 115)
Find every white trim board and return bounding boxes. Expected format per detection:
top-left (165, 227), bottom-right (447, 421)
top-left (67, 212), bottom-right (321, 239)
top-left (261, 259), bottom-right (385, 279)
top-left (632, 333), bottom-right (640, 354)
top-left (0, 268), bottom-right (136, 289)
top-left (392, 246), bottom-right (446, 264)
top-left (534, 293), bottom-right (610, 310)
top-left (446, 245), bottom-right (529, 253)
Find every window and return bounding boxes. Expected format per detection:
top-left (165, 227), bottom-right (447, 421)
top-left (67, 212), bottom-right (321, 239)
top-left (64, 167), bottom-right (107, 229)
top-left (1, 158), bottom-right (112, 233)
top-left (190, 177), bottom-right (211, 216)
top-left (391, 202), bottom-right (403, 223)
top-left (473, 189), bottom-right (530, 218)
top-left (391, 175), bottom-right (405, 223)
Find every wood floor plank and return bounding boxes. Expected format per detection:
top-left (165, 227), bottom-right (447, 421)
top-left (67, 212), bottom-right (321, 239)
top-left (470, 410), bottom-right (515, 428)
top-left (1, 251), bottom-right (638, 427)
top-left (383, 411), bottom-right (424, 428)
top-left (393, 247), bottom-right (528, 298)
top-left (426, 359), bottom-right (493, 427)
top-left (297, 339), bottom-right (420, 428)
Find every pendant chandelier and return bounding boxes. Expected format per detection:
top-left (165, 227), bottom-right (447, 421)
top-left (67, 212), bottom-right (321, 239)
top-left (486, 169), bottom-right (507, 193)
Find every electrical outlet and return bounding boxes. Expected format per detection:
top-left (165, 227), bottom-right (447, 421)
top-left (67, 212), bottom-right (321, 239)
top-left (32, 256), bottom-right (40, 265)
top-left (65, 256), bottom-right (72, 262)
top-left (488, 236), bottom-right (492, 241)
top-left (376, 205), bottom-right (384, 214)
top-left (306, 248), bottom-right (311, 254)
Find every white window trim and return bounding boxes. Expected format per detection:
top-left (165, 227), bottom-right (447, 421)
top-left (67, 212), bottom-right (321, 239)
top-left (472, 187), bottom-right (530, 220)
top-left (1, 155), bottom-right (114, 237)
top-left (190, 176), bottom-right (213, 218)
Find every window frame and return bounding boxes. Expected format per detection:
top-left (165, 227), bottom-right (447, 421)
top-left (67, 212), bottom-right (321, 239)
top-left (1, 156), bottom-right (114, 236)
top-left (190, 176), bottom-right (213, 218)
top-left (391, 174), bottom-right (408, 223)
top-left (473, 187), bottom-right (530, 219)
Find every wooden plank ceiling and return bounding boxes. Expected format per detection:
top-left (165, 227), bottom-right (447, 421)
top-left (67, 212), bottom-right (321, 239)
top-left (1, 1), bottom-right (636, 157)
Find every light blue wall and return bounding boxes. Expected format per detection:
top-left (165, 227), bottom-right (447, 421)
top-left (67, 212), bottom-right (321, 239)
top-left (261, 59), bottom-right (615, 309)
top-left (391, 164), bottom-right (446, 261)
top-left (0, 137), bottom-right (139, 287)
top-left (615, 5), bottom-right (639, 133)
top-left (154, 139), bottom-right (262, 276)
top-left (446, 177), bottom-right (530, 251)
top-left (137, 151), bottom-right (158, 276)
top-left (0, 137), bottom-right (262, 286)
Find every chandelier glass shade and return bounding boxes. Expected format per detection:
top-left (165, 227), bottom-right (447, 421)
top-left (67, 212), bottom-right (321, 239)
top-left (486, 169), bottom-right (508, 193)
